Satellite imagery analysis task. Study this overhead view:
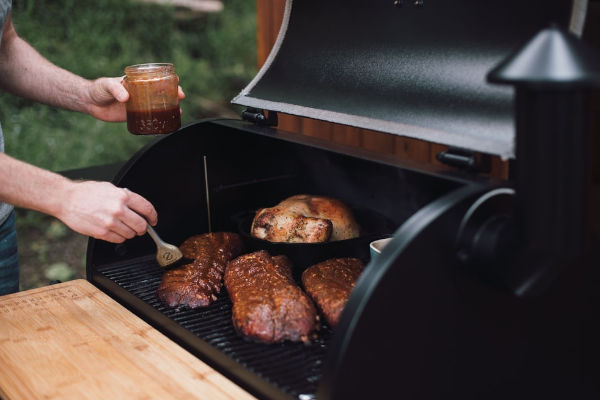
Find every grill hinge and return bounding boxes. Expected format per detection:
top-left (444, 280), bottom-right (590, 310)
top-left (436, 147), bottom-right (491, 173)
top-left (241, 107), bottom-right (278, 126)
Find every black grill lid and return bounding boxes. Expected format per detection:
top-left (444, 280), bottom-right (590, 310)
top-left (233, 0), bottom-right (587, 159)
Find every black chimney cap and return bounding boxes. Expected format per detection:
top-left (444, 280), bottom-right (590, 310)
top-left (487, 25), bottom-right (600, 89)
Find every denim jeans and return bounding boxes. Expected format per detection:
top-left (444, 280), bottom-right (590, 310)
top-left (0, 211), bottom-right (19, 295)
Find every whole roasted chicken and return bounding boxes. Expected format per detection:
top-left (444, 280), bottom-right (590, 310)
top-left (250, 194), bottom-right (360, 243)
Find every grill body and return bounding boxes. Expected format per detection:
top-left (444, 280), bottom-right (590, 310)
top-left (87, 0), bottom-right (600, 398)
top-left (87, 120), bottom-right (597, 399)
top-left (87, 119), bottom-right (476, 399)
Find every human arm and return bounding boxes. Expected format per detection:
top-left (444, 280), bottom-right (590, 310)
top-left (0, 153), bottom-right (158, 243)
top-left (0, 14), bottom-right (184, 121)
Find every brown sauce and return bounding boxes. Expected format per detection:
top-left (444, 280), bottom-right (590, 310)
top-left (127, 107), bottom-right (181, 135)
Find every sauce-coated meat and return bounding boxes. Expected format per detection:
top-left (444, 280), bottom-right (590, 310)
top-left (157, 232), bottom-right (244, 309)
top-left (301, 258), bottom-right (365, 327)
top-left (225, 250), bottom-right (318, 343)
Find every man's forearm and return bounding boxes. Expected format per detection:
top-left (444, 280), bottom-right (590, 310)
top-left (0, 15), bottom-right (92, 114)
top-left (0, 153), bottom-right (72, 218)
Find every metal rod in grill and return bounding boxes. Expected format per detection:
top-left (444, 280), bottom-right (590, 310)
top-left (204, 155), bottom-right (212, 232)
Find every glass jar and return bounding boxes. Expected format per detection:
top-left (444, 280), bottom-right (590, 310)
top-left (123, 63), bottom-right (181, 135)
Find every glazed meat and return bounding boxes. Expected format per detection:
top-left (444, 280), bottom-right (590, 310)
top-left (251, 194), bottom-right (360, 243)
top-left (225, 250), bottom-right (318, 343)
top-left (157, 232), bottom-right (244, 309)
top-left (302, 258), bottom-right (365, 327)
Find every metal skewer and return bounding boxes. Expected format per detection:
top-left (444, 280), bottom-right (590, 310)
top-left (204, 155), bottom-right (212, 233)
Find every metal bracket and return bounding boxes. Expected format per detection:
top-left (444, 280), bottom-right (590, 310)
top-left (241, 108), bottom-right (278, 126)
top-left (436, 147), bottom-right (491, 173)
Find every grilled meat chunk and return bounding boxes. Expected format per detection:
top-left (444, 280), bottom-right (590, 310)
top-left (302, 258), bottom-right (365, 327)
top-left (251, 194), bottom-right (360, 243)
top-left (225, 250), bottom-right (318, 343)
top-left (157, 232), bottom-right (244, 309)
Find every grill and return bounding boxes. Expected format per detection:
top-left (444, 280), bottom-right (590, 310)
top-left (88, 119), bottom-right (466, 400)
top-left (87, 1), bottom-right (600, 399)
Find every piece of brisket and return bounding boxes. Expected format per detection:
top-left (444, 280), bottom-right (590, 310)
top-left (301, 258), bottom-right (365, 327)
top-left (157, 232), bottom-right (244, 308)
top-left (224, 250), bottom-right (318, 343)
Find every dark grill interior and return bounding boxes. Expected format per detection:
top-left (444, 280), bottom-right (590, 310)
top-left (98, 257), bottom-right (332, 400)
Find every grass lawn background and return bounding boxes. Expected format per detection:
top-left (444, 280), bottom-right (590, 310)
top-left (0, 0), bottom-right (256, 290)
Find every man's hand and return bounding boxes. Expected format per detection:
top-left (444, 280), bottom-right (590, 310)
top-left (0, 15), bottom-right (185, 121)
top-left (85, 77), bottom-right (186, 122)
top-left (57, 181), bottom-right (158, 243)
top-left (0, 153), bottom-right (159, 244)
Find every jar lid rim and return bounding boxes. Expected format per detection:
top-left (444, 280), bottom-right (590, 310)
top-left (125, 63), bottom-right (174, 72)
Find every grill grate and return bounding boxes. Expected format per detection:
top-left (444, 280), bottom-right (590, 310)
top-left (98, 259), bottom-right (331, 399)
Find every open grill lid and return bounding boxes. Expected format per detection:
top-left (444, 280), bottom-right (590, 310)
top-left (232, 0), bottom-right (587, 159)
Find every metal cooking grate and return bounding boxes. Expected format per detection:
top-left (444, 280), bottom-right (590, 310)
top-left (98, 259), bottom-right (331, 399)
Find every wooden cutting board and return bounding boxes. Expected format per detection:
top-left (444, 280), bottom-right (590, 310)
top-left (0, 279), bottom-right (255, 400)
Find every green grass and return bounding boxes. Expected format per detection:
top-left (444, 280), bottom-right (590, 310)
top-left (0, 0), bottom-right (256, 172)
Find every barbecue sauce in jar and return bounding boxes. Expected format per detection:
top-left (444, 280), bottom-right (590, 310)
top-left (123, 63), bottom-right (181, 135)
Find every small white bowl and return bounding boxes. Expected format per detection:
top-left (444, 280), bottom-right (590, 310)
top-left (369, 237), bottom-right (392, 259)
